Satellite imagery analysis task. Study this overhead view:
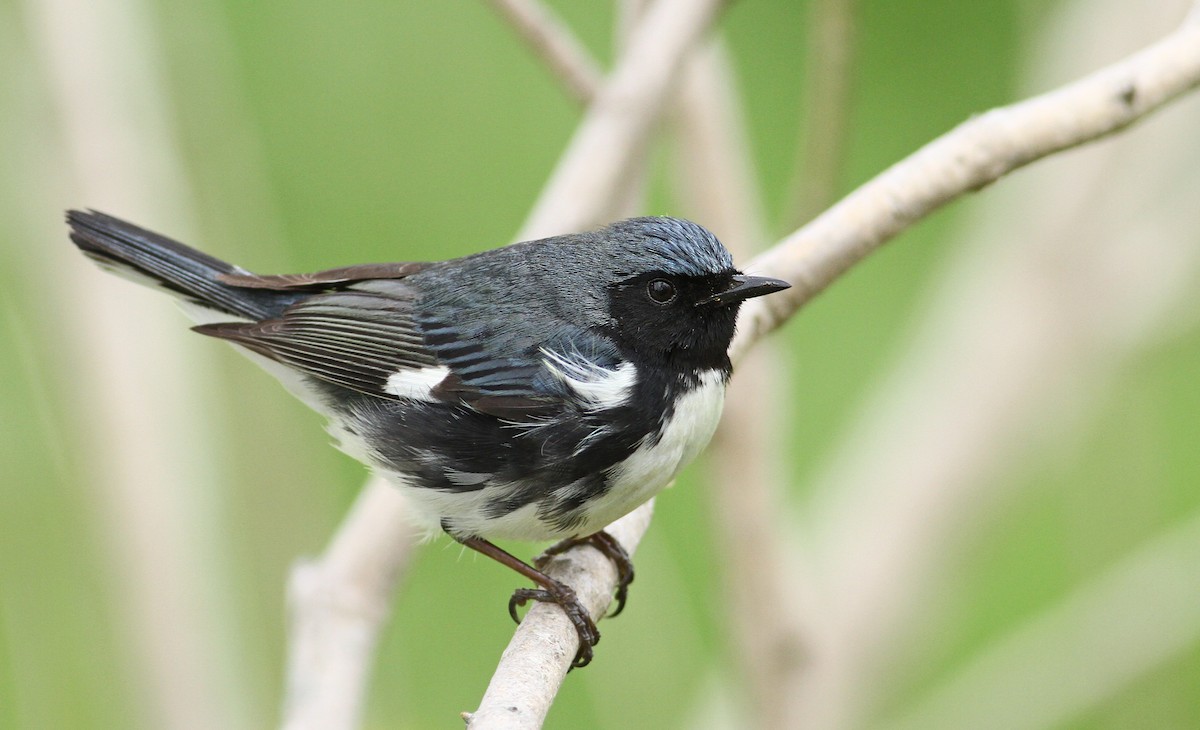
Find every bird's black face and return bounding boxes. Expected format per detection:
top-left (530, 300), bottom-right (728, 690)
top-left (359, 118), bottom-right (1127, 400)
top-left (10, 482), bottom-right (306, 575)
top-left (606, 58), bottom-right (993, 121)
top-left (604, 269), bottom-right (787, 373)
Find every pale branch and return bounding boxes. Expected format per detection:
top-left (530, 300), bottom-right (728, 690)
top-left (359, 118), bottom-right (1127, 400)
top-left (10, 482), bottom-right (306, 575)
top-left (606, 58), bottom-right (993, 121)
top-left (789, 4), bottom-right (1200, 726)
top-left (519, 0), bottom-right (730, 239)
top-left (285, 3), bottom-right (1200, 727)
top-left (881, 512), bottom-right (1200, 730)
top-left (731, 2), bottom-right (1200, 363)
top-left (674, 40), bottom-right (811, 729)
top-left (282, 477), bottom-right (418, 730)
top-left (465, 503), bottom-right (655, 729)
top-left (482, 0), bottom-right (602, 105)
top-left (784, 0), bottom-right (858, 226)
top-left (474, 3), bottom-right (1200, 724)
top-left (285, 2), bottom-right (725, 727)
top-left (31, 0), bottom-right (251, 726)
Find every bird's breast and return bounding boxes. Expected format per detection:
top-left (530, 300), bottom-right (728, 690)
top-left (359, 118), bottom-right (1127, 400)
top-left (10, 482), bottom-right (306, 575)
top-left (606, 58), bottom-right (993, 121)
top-left (578, 368), bottom-right (729, 531)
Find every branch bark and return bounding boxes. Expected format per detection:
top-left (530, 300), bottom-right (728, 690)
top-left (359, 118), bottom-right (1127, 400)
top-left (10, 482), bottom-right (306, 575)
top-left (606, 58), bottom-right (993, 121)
top-left (283, 1), bottom-right (726, 727)
top-left (474, 2), bottom-right (1200, 723)
top-left (730, 2), bottom-right (1200, 362)
top-left (284, 3), bottom-right (1200, 727)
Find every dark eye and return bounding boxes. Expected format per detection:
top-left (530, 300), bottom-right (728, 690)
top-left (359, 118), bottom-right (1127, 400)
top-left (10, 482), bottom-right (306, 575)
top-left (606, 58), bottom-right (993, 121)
top-left (647, 278), bottom-right (677, 304)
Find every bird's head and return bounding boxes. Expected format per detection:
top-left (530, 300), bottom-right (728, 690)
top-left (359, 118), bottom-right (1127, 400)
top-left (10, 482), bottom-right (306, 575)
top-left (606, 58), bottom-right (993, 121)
top-left (593, 217), bottom-right (789, 373)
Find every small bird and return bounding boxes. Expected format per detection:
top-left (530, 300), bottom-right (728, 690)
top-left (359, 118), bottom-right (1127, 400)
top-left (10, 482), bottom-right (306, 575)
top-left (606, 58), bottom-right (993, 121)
top-left (67, 210), bottom-right (789, 667)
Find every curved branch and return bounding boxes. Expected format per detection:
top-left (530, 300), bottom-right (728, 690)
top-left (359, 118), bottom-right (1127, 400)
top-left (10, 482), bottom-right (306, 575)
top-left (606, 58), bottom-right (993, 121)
top-left (731, 4), bottom-right (1200, 362)
top-left (519, 0), bottom-right (729, 239)
top-left (465, 504), bottom-right (654, 729)
top-left (472, 3), bottom-right (1200, 724)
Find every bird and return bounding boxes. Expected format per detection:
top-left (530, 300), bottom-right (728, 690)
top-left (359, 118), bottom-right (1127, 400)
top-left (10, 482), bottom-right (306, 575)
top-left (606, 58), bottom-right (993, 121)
top-left (66, 210), bottom-right (789, 667)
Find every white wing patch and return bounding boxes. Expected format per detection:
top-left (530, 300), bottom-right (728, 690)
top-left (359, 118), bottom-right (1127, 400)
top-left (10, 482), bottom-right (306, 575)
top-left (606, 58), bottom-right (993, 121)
top-left (384, 365), bottom-right (451, 400)
top-left (541, 348), bottom-right (637, 410)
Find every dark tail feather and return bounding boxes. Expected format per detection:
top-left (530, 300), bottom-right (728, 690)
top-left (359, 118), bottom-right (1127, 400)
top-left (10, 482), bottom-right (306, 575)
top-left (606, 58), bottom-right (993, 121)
top-left (67, 209), bottom-right (287, 321)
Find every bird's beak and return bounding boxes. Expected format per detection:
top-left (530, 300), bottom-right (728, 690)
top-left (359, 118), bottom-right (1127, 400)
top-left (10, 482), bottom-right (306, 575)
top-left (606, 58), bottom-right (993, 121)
top-left (698, 274), bottom-right (791, 307)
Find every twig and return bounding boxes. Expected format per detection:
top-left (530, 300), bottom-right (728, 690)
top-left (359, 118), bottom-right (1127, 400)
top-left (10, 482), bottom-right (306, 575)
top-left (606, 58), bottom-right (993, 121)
top-left (730, 2), bottom-right (1200, 362)
top-left (465, 503), bottom-right (654, 729)
top-left (287, 2), bottom-right (1200, 726)
top-left (482, 0), bottom-right (602, 105)
top-left (783, 0), bottom-right (858, 227)
top-left (472, 2), bottom-right (1200, 723)
top-left (28, 0), bottom-right (252, 727)
top-left (286, 1), bottom-right (727, 726)
top-left (282, 477), bottom-right (418, 730)
top-left (795, 3), bottom-right (1200, 725)
top-left (519, 0), bottom-right (730, 239)
top-left (673, 40), bottom-right (812, 729)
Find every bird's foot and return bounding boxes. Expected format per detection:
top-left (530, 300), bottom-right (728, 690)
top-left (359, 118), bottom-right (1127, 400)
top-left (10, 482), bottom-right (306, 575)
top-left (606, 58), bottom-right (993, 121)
top-left (508, 580), bottom-right (600, 668)
top-left (534, 530), bottom-right (636, 617)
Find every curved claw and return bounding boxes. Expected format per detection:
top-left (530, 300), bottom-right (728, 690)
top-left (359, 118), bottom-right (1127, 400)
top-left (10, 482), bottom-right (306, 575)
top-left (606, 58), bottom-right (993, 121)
top-left (537, 531), bottom-right (636, 618)
top-left (507, 584), bottom-right (600, 668)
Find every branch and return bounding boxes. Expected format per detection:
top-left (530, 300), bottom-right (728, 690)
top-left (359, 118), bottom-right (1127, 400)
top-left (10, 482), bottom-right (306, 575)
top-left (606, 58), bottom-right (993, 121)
top-left (731, 3), bottom-right (1200, 362)
top-left (286, 1), bottom-right (726, 726)
top-left (482, 0), bottom-right (602, 105)
top-left (793, 3), bottom-right (1200, 725)
top-left (282, 478), bottom-right (418, 730)
top-left (673, 40), bottom-right (812, 729)
top-left (519, 0), bottom-right (729, 239)
top-left (783, 0), bottom-right (858, 227)
top-left (472, 3), bottom-right (1200, 722)
top-left (466, 504), bottom-right (654, 729)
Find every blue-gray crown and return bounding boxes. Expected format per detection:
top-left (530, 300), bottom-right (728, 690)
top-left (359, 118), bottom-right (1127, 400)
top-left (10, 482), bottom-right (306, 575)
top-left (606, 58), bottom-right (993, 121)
top-left (606, 217), bottom-right (734, 277)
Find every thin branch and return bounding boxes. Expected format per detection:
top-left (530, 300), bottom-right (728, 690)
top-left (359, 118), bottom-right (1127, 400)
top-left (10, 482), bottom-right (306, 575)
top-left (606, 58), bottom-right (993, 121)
top-left (286, 1), bottom-right (727, 726)
top-left (471, 2), bottom-right (1200, 722)
top-left (465, 503), bottom-right (655, 729)
top-left (731, 3), bottom-right (1200, 362)
top-left (673, 40), bottom-right (812, 729)
top-left (519, 0), bottom-right (730, 239)
top-left (28, 0), bottom-right (251, 727)
top-left (794, 3), bottom-right (1200, 725)
top-left (285, 2), bottom-right (1200, 726)
top-left (282, 478), bottom-right (418, 730)
top-left (482, 0), bottom-right (602, 105)
top-left (783, 0), bottom-right (858, 227)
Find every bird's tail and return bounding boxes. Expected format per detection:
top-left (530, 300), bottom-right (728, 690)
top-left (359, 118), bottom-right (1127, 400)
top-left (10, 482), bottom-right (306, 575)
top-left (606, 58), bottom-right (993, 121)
top-left (67, 209), bottom-right (289, 321)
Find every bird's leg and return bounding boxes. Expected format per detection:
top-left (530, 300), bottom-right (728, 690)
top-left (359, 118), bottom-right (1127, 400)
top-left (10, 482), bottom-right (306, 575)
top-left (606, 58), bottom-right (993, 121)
top-left (535, 530), bottom-right (635, 617)
top-left (454, 534), bottom-right (600, 668)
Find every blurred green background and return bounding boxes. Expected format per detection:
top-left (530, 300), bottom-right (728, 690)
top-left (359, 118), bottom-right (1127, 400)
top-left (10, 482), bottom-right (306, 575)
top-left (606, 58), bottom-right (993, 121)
top-left (3, 0), bottom-right (1199, 728)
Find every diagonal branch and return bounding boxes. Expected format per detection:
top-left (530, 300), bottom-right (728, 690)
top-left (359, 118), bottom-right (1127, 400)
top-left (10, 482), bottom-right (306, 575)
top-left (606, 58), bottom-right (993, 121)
top-left (519, 0), bottom-right (730, 239)
top-left (482, 0), bottom-right (602, 105)
top-left (474, 2), bottom-right (1200, 723)
top-left (731, 3), bottom-right (1200, 362)
top-left (284, 1), bottom-right (727, 727)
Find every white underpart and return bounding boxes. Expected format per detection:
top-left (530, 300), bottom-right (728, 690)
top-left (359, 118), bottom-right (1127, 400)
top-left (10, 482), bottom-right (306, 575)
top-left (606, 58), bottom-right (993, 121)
top-left (379, 368), bottom-right (728, 541)
top-left (541, 347), bottom-right (637, 410)
top-left (578, 368), bottom-right (727, 534)
top-left (384, 365), bottom-right (451, 401)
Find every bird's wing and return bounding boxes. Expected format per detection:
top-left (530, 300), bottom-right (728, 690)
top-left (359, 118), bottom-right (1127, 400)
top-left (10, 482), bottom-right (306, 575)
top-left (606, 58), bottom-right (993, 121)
top-left (195, 278), bottom-right (619, 420)
top-left (217, 262), bottom-right (431, 290)
top-left (194, 281), bottom-right (440, 398)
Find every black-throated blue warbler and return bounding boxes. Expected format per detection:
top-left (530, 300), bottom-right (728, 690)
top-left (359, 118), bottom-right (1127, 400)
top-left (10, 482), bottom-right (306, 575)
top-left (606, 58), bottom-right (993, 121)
top-left (66, 210), bottom-right (789, 667)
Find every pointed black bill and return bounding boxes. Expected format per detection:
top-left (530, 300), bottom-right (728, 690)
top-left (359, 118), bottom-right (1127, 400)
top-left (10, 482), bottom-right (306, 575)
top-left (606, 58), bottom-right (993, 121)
top-left (698, 274), bottom-right (791, 307)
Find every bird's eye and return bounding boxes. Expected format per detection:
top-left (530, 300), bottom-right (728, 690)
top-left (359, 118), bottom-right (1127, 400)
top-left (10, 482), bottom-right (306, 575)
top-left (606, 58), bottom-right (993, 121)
top-left (646, 279), bottom-right (677, 304)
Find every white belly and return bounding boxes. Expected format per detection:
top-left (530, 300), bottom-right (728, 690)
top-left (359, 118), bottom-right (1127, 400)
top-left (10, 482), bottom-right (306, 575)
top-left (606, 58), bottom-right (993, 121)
top-left (355, 369), bottom-right (728, 542)
top-left (565, 368), bottom-right (728, 537)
